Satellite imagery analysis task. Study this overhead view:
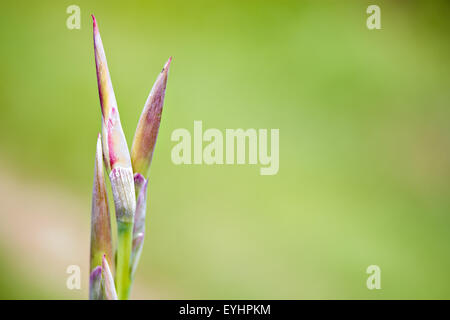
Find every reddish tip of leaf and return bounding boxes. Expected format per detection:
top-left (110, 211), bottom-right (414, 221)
top-left (91, 14), bottom-right (97, 27)
top-left (164, 56), bottom-right (172, 71)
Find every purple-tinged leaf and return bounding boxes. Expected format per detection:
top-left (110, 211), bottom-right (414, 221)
top-left (89, 266), bottom-right (103, 300)
top-left (131, 57), bottom-right (172, 178)
top-left (133, 173), bottom-right (148, 235)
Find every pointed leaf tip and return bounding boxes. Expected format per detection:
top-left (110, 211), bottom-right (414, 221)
top-left (164, 56), bottom-right (172, 71)
top-left (131, 58), bottom-right (171, 177)
top-left (92, 16), bottom-right (132, 173)
top-left (102, 255), bottom-right (118, 300)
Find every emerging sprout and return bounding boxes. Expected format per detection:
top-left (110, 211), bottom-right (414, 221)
top-left (89, 15), bottom-right (171, 300)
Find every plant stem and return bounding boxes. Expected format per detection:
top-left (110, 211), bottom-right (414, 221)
top-left (116, 221), bottom-right (133, 299)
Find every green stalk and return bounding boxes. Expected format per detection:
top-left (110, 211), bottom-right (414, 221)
top-left (116, 221), bottom-right (133, 299)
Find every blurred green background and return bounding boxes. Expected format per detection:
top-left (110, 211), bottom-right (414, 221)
top-left (0, 0), bottom-right (449, 299)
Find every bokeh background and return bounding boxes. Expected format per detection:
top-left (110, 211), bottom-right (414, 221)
top-left (0, 0), bottom-right (449, 299)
